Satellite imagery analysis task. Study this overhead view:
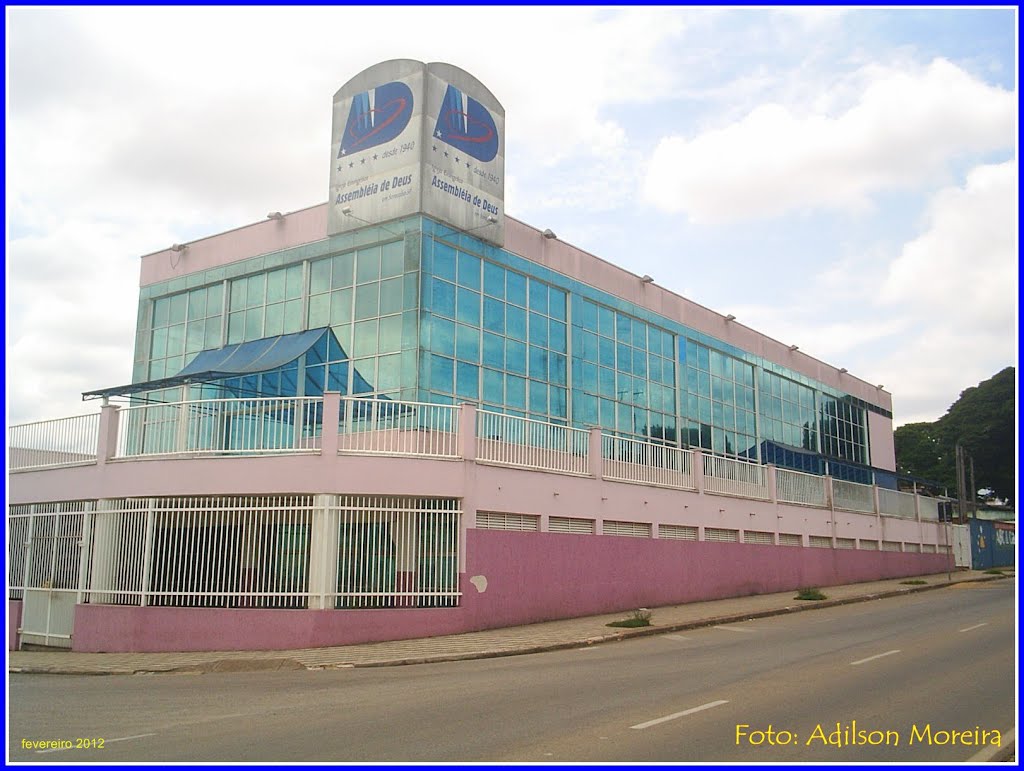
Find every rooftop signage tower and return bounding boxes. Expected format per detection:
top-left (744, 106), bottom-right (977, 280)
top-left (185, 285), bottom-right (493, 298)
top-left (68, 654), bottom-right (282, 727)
top-left (328, 59), bottom-right (506, 246)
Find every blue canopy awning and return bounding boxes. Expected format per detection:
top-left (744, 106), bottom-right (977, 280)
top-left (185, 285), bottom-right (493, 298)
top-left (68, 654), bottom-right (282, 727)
top-left (83, 328), bottom-right (339, 400)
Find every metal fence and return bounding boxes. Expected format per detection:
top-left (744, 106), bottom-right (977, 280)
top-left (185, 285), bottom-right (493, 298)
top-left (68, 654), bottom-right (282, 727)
top-left (337, 397), bottom-right (460, 458)
top-left (878, 488), bottom-right (917, 519)
top-left (476, 411), bottom-right (589, 475)
top-left (832, 479), bottom-right (876, 514)
top-left (115, 397), bottom-right (323, 458)
top-left (702, 455), bottom-right (770, 500)
top-left (775, 468), bottom-right (828, 507)
top-left (9, 414), bottom-right (101, 471)
top-left (601, 435), bottom-right (694, 489)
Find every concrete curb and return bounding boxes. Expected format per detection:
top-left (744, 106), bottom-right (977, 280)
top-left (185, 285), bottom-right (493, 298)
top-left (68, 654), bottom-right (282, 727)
top-left (9, 574), bottom-right (1008, 675)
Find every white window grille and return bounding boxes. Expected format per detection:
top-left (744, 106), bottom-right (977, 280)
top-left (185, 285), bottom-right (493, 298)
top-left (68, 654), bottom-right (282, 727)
top-left (881, 540), bottom-right (902, 552)
top-left (775, 469), bottom-right (827, 507)
top-left (742, 530), bottom-right (774, 545)
top-left (859, 539), bottom-right (879, 550)
top-left (702, 455), bottom-right (770, 500)
top-left (548, 516), bottom-right (595, 535)
top-left (832, 480), bottom-right (875, 513)
top-left (602, 520), bottom-right (651, 538)
top-left (475, 512), bottom-right (540, 532)
top-left (704, 527), bottom-right (740, 543)
top-left (835, 537), bottom-right (856, 550)
top-left (476, 411), bottom-right (589, 476)
top-left (659, 524), bottom-right (698, 541)
top-left (778, 533), bottom-right (803, 547)
top-left (808, 535), bottom-right (833, 549)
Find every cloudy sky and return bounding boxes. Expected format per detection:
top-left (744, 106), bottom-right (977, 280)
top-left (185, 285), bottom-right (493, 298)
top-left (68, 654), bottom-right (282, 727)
top-left (6, 7), bottom-right (1017, 428)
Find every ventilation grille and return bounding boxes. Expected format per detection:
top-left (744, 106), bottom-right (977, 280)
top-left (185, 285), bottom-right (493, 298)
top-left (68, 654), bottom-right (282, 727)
top-left (809, 535), bottom-right (833, 549)
top-left (904, 542), bottom-right (920, 553)
top-left (778, 533), bottom-right (803, 547)
top-left (476, 512), bottom-right (540, 532)
top-left (921, 543), bottom-right (937, 553)
top-left (859, 539), bottom-right (879, 550)
top-left (659, 524), bottom-right (698, 541)
top-left (835, 537), bottom-right (856, 550)
top-left (548, 516), bottom-right (595, 535)
top-left (742, 530), bottom-right (774, 545)
top-left (881, 540), bottom-right (902, 552)
top-left (705, 527), bottom-right (739, 543)
top-left (602, 520), bottom-right (651, 538)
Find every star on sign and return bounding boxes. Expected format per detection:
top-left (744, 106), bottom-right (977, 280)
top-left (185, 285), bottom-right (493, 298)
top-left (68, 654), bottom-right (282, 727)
top-left (360, 158), bottom-right (366, 164)
top-left (373, 153), bottom-right (378, 160)
top-left (434, 130), bottom-right (441, 138)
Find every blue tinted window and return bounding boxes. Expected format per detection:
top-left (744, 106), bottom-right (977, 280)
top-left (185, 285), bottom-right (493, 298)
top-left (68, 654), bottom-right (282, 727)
top-left (379, 277), bottom-right (403, 316)
top-left (617, 343), bottom-right (632, 374)
top-left (581, 330), bottom-right (598, 362)
top-left (599, 337), bottom-right (616, 368)
top-left (455, 361), bottom-right (479, 399)
top-left (549, 289), bottom-right (567, 321)
top-left (549, 321), bottom-right (567, 352)
top-left (482, 332), bottom-right (504, 368)
top-left (529, 313), bottom-right (548, 348)
top-left (430, 354), bottom-right (454, 394)
top-left (456, 287), bottom-right (480, 326)
top-left (632, 349), bottom-right (647, 378)
top-left (432, 317), bottom-right (455, 357)
top-left (549, 353), bottom-right (567, 385)
top-left (457, 252), bottom-right (480, 290)
top-left (506, 305), bottom-right (527, 337)
top-left (506, 271), bottom-right (527, 307)
top-left (575, 392), bottom-right (598, 425)
top-left (528, 280), bottom-right (548, 314)
top-left (598, 306), bottom-right (615, 338)
top-left (483, 297), bottom-right (504, 333)
top-left (529, 381), bottom-right (548, 412)
top-left (482, 368), bottom-right (503, 403)
top-left (616, 313), bottom-right (631, 341)
top-left (505, 374), bottom-right (526, 408)
top-left (599, 367), bottom-right (615, 398)
top-left (579, 299), bottom-right (598, 329)
top-left (483, 261), bottom-right (505, 298)
top-left (632, 322), bottom-right (646, 350)
top-left (529, 346), bottom-right (548, 380)
top-left (433, 241), bottom-right (456, 281)
top-left (432, 278), bottom-right (455, 318)
top-left (506, 339), bottom-right (527, 374)
top-left (456, 323), bottom-right (480, 363)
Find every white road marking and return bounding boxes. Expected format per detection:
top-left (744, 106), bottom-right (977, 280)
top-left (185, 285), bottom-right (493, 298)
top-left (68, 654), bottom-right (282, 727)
top-left (577, 646), bottom-right (598, 651)
top-left (36, 733), bottom-right (156, 754)
top-left (663, 635), bottom-right (690, 641)
top-left (630, 700), bottom-right (729, 730)
top-left (713, 625), bottom-right (756, 634)
top-left (959, 622), bottom-right (988, 633)
top-left (850, 649), bottom-right (901, 666)
top-left (966, 727), bottom-right (1014, 763)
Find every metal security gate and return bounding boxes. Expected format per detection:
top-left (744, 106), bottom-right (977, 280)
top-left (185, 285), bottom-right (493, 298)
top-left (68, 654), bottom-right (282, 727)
top-left (14, 504), bottom-right (90, 649)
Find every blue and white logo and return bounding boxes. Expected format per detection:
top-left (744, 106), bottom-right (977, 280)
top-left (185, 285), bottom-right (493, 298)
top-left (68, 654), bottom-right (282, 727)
top-left (433, 84), bottom-right (498, 163)
top-left (338, 80), bottom-right (414, 157)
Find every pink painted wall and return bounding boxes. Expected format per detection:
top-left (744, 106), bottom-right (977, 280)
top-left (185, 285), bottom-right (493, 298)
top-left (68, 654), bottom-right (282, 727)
top-left (72, 529), bottom-right (948, 653)
top-left (9, 600), bottom-right (22, 651)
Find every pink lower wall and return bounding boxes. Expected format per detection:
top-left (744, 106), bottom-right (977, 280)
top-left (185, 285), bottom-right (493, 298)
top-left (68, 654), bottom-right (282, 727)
top-left (9, 600), bottom-right (22, 651)
top-left (72, 530), bottom-right (948, 653)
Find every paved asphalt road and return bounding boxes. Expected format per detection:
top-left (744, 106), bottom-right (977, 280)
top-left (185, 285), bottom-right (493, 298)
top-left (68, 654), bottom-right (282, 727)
top-left (8, 580), bottom-right (1015, 763)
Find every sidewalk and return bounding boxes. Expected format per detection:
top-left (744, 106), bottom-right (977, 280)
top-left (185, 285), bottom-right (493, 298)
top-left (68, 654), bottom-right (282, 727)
top-left (8, 570), bottom-right (1010, 676)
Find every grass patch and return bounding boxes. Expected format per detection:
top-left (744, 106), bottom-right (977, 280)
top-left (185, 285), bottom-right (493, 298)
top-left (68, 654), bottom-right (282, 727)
top-left (607, 608), bottom-right (653, 628)
top-left (794, 587), bottom-right (827, 601)
top-left (984, 568), bottom-right (1005, 575)
top-left (900, 579), bottom-right (928, 585)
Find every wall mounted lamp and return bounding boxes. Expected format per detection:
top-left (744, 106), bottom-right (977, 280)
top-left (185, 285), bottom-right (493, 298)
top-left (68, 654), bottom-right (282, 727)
top-left (788, 344), bottom-right (799, 351)
top-left (641, 275), bottom-right (654, 284)
top-left (725, 314), bottom-right (736, 321)
top-left (542, 228), bottom-right (557, 239)
top-left (267, 211), bottom-right (284, 220)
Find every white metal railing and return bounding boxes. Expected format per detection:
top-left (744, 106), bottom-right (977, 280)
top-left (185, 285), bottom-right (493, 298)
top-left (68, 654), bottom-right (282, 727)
top-left (832, 479), bottom-right (876, 513)
top-left (702, 455), bottom-right (770, 500)
top-left (878, 488), bottom-right (918, 518)
top-left (602, 435), bottom-right (695, 489)
top-left (476, 411), bottom-right (589, 475)
top-left (775, 468), bottom-right (828, 507)
top-left (80, 494), bottom-right (461, 609)
top-left (9, 413), bottom-right (101, 471)
top-left (337, 397), bottom-right (459, 458)
top-left (115, 397), bottom-right (322, 458)
top-left (918, 496), bottom-right (940, 521)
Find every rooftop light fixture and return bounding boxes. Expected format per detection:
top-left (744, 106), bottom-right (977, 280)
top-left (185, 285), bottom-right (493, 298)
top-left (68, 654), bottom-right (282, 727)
top-left (542, 228), bottom-right (557, 239)
top-left (725, 314), bottom-right (736, 321)
top-left (641, 275), bottom-right (654, 284)
top-left (839, 367), bottom-right (848, 373)
top-left (267, 212), bottom-right (284, 220)
top-left (788, 344), bottom-right (799, 351)
top-left (170, 243), bottom-right (187, 252)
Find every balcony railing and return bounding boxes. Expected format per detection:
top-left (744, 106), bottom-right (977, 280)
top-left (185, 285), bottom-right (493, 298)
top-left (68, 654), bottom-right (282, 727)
top-left (8, 414), bottom-right (101, 471)
top-left (10, 401), bottom-right (950, 523)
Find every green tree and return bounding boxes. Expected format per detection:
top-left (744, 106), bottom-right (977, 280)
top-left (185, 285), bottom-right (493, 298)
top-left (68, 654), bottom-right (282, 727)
top-left (895, 367), bottom-right (1016, 505)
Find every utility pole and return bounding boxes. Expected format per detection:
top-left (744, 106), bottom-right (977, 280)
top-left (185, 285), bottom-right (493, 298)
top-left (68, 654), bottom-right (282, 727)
top-left (955, 444), bottom-right (966, 524)
top-left (969, 456), bottom-right (977, 519)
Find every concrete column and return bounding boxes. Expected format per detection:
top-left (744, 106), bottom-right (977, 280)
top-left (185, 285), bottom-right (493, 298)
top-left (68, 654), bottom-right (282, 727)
top-left (321, 392), bottom-right (341, 457)
top-left (692, 448), bottom-right (705, 494)
top-left (589, 428), bottom-right (604, 480)
top-left (459, 403), bottom-right (477, 461)
top-left (825, 475), bottom-right (834, 511)
top-left (307, 494), bottom-right (339, 610)
top-left (96, 404), bottom-right (121, 464)
top-left (767, 464), bottom-right (778, 503)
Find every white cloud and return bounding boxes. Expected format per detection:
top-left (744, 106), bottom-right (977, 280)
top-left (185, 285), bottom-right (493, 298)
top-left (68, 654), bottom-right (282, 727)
top-left (642, 58), bottom-right (1015, 223)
